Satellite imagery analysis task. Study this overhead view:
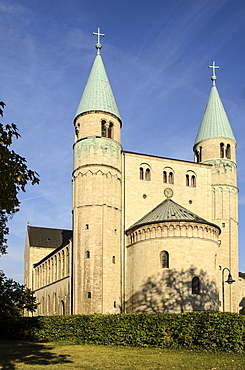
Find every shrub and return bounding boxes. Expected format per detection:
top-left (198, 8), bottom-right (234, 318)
top-left (0, 312), bottom-right (244, 352)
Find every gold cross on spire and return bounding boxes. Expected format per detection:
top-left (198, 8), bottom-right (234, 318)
top-left (209, 61), bottom-right (219, 85)
top-left (93, 28), bottom-right (105, 54)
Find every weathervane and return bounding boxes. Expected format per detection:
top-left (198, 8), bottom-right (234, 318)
top-left (93, 28), bottom-right (105, 55)
top-left (208, 61), bottom-right (219, 86)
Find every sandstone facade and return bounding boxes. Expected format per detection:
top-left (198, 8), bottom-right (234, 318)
top-left (24, 43), bottom-right (245, 316)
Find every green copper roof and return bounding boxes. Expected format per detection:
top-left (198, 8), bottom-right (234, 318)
top-left (75, 54), bottom-right (121, 121)
top-left (127, 198), bottom-right (219, 232)
top-left (194, 85), bottom-right (236, 145)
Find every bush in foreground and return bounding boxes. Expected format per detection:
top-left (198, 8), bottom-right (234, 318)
top-left (0, 312), bottom-right (244, 352)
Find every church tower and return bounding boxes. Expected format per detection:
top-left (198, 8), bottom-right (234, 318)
top-left (72, 30), bottom-right (122, 314)
top-left (193, 62), bottom-right (238, 311)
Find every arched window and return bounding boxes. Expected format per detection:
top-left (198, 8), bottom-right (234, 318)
top-left (139, 164), bottom-right (151, 181)
top-left (220, 143), bottom-right (225, 158)
top-left (86, 251), bottom-right (90, 259)
top-left (192, 276), bottom-right (200, 294)
top-left (195, 150), bottom-right (199, 163)
top-left (160, 251), bottom-right (169, 268)
top-left (101, 120), bottom-right (106, 137)
top-left (88, 292), bottom-right (92, 299)
top-left (101, 120), bottom-right (113, 138)
top-left (226, 144), bottom-right (231, 159)
top-left (191, 175), bottom-right (196, 187)
top-left (199, 146), bottom-right (202, 162)
top-left (108, 123), bottom-right (114, 139)
top-left (163, 168), bottom-right (174, 184)
top-left (145, 168), bottom-right (151, 181)
top-left (139, 167), bottom-right (144, 180)
top-left (186, 172), bottom-right (196, 187)
top-left (169, 172), bottom-right (174, 184)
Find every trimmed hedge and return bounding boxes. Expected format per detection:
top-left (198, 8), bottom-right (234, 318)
top-left (0, 312), bottom-right (244, 352)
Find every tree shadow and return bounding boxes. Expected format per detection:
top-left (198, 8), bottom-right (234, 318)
top-left (126, 267), bottom-right (219, 313)
top-left (0, 341), bottom-right (73, 369)
top-left (239, 297), bottom-right (245, 315)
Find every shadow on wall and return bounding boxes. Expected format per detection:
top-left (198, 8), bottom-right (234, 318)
top-left (126, 267), bottom-right (219, 313)
top-left (239, 297), bottom-right (245, 315)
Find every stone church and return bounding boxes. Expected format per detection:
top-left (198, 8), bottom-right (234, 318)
top-left (24, 32), bottom-right (245, 316)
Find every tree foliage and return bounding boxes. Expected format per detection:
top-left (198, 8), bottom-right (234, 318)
top-left (0, 101), bottom-right (39, 254)
top-left (0, 270), bottom-right (38, 318)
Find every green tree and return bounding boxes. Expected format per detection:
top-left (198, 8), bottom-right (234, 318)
top-left (0, 101), bottom-right (39, 254)
top-left (0, 270), bottom-right (38, 317)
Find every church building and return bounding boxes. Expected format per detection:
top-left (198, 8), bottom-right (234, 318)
top-left (24, 30), bottom-right (245, 316)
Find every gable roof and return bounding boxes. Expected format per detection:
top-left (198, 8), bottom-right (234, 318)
top-left (27, 226), bottom-right (72, 249)
top-left (126, 198), bottom-right (220, 233)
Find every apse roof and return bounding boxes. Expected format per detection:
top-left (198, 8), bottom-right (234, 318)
top-left (127, 198), bottom-right (220, 232)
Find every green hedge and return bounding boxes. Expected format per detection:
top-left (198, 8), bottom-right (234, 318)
top-left (0, 312), bottom-right (244, 352)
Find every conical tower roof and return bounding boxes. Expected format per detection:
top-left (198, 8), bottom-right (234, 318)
top-left (194, 76), bottom-right (236, 146)
top-left (127, 198), bottom-right (220, 232)
top-left (75, 53), bottom-right (121, 122)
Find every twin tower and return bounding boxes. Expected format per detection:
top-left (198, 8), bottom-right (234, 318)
top-left (72, 39), bottom-right (239, 314)
top-left (25, 32), bottom-right (243, 316)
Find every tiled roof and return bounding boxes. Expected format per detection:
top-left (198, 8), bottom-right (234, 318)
top-left (127, 198), bottom-right (219, 232)
top-left (194, 85), bottom-right (236, 145)
top-left (75, 54), bottom-right (121, 121)
top-left (27, 226), bottom-right (72, 249)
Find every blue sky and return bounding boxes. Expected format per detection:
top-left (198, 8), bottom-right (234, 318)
top-left (1, 0), bottom-right (245, 283)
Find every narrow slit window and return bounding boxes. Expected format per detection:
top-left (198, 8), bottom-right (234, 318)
top-left (220, 143), bottom-right (225, 158)
top-left (186, 174), bottom-right (189, 186)
top-left (139, 167), bottom-right (144, 180)
top-left (191, 175), bottom-right (196, 187)
top-left (108, 123), bottom-right (113, 138)
top-left (160, 251), bottom-right (169, 268)
top-left (145, 168), bottom-right (151, 181)
top-left (169, 172), bottom-right (174, 184)
top-left (101, 120), bottom-right (107, 137)
top-left (192, 277), bottom-right (200, 294)
top-left (226, 144), bottom-right (231, 159)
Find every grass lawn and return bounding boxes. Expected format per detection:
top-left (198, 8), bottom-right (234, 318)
top-left (0, 341), bottom-right (244, 370)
